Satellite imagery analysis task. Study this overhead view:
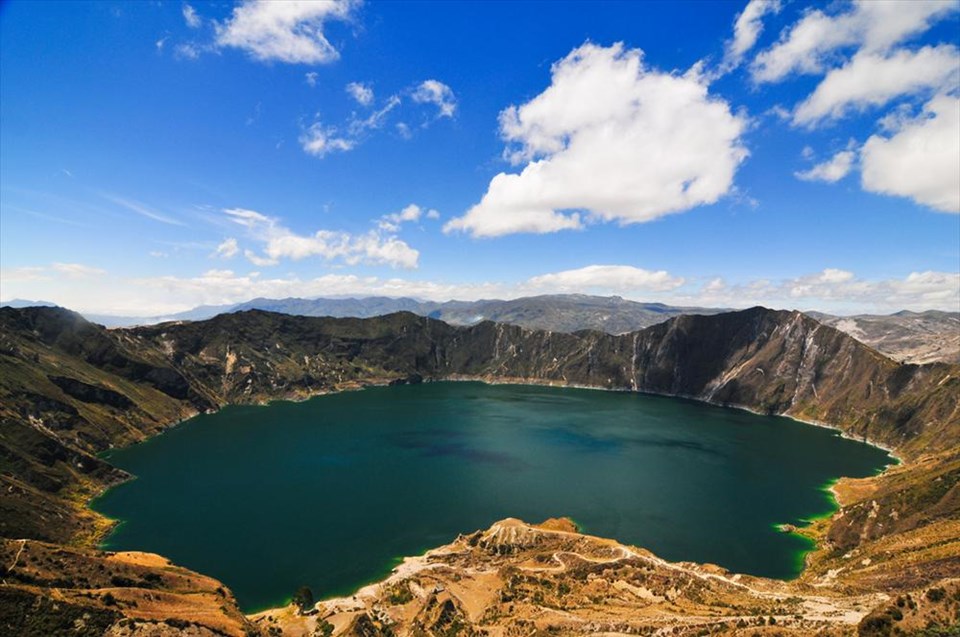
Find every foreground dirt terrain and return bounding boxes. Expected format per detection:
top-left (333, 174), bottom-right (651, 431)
top-left (0, 539), bottom-right (258, 637)
top-left (252, 517), bottom-right (960, 637)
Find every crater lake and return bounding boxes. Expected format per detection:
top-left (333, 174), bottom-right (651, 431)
top-left (92, 382), bottom-right (893, 611)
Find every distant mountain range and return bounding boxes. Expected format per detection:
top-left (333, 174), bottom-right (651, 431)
top-left (0, 298), bottom-right (59, 309)
top-left (233, 294), bottom-right (730, 335)
top-left (3, 294), bottom-right (725, 332)
top-left (808, 309), bottom-right (960, 365)
top-left (3, 295), bottom-right (958, 364)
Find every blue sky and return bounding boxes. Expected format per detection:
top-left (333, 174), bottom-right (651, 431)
top-left (1, 0), bottom-right (958, 316)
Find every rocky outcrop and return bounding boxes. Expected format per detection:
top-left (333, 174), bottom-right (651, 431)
top-left (251, 517), bottom-right (960, 637)
top-left (48, 375), bottom-right (135, 409)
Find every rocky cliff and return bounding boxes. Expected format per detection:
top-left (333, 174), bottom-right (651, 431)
top-left (61, 307), bottom-right (960, 450)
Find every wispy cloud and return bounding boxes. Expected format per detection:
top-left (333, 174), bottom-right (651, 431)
top-left (0, 262), bottom-right (104, 284)
top-left (214, 237), bottom-right (239, 258)
top-left (101, 193), bottom-right (187, 226)
top-left (411, 80), bottom-right (457, 118)
top-left (720, 0), bottom-right (781, 72)
top-left (346, 81), bottom-right (374, 106)
top-left (182, 3), bottom-right (201, 29)
top-left (299, 82), bottom-right (455, 158)
top-left (6, 206), bottom-right (88, 228)
top-left (222, 207), bottom-right (420, 269)
top-left (51, 262), bottom-right (106, 278)
top-left (174, 43), bottom-right (202, 60)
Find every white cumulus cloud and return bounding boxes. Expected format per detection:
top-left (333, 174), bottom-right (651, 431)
top-left (378, 203), bottom-right (438, 232)
top-left (215, 0), bottom-right (356, 64)
top-left (751, 0), bottom-right (957, 83)
top-left (223, 207), bottom-right (420, 269)
top-left (795, 149), bottom-right (856, 183)
top-left (524, 265), bottom-right (685, 294)
top-left (860, 94), bottom-right (960, 213)
top-left (445, 42), bottom-right (749, 238)
top-left (793, 45), bottom-right (960, 126)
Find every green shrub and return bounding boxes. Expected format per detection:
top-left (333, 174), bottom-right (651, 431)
top-left (292, 585), bottom-right (314, 612)
top-left (388, 585), bottom-right (414, 605)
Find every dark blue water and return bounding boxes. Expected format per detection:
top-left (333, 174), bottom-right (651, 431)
top-left (93, 382), bottom-right (893, 611)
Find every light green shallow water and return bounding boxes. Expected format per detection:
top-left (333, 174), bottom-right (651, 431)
top-left (93, 382), bottom-right (893, 611)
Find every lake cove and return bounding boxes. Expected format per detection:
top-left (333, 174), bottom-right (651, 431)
top-left (93, 382), bottom-right (893, 611)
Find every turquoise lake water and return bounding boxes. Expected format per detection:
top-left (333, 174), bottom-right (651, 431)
top-left (93, 382), bottom-right (893, 611)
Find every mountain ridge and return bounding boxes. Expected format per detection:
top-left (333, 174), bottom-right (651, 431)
top-left (10, 293), bottom-right (957, 365)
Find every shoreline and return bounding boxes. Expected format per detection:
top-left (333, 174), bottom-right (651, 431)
top-left (83, 373), bottom-right (907, 616)
top-left (774, 477), bottom-right (846, 575)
